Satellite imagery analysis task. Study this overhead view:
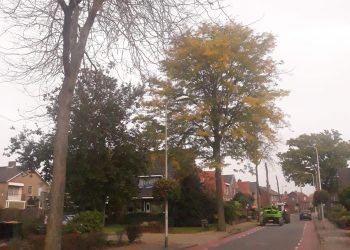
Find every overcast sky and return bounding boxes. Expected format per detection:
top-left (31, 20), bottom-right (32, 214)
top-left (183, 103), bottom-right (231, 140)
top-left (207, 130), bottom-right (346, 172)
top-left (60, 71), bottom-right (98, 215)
top-left (0, 0), bottom-right (349, 195)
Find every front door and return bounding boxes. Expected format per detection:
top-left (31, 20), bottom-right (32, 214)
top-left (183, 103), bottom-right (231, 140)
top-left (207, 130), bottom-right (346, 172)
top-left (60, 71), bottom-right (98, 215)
top-left (144, 201), bottom-right (151, 213)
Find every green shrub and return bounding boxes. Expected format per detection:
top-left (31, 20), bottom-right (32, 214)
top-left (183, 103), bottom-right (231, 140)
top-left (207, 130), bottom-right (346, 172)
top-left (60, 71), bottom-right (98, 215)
top-left (224, 201), bottom-right (242, 224)
top-left (75, 232), bottom-right (106, 250)
top-left (325, 206), bottom-right (350, 228)
top-left (313, 190), bottom-right (330, 205)
top-left (68, 210), bottom-right (103, 233)
top-left (153, 178), bottom-right (180, 201)
top-left (125, 224), bottom-right (142, 243)
top-left (338, 187), bottom-right (350, 210)
top-left (123, 212), bottom-right (163, 224)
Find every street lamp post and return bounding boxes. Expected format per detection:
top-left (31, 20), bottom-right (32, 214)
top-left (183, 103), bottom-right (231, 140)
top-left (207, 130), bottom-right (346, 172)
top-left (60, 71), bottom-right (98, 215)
top-left (164, 101), bottom-right (169, 249)
top-left (309, 145), bottom-right (324, 220)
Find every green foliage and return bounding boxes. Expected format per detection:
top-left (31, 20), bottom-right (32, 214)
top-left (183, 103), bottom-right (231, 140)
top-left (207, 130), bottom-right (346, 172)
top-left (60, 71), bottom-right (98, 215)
top-left (145, 22), bottom-right (287, 163)
top-left (325, 206), bottom-right (350, 229)
top-left (123, 212), bottom-right (164, 225)
top-left (224, 201), bottom-right (242, 224)
top-left (338, 187), bottom-right (350, 210)
top-left (170, 174), bottom-right (216, 226)
top-left (125, 224), bottom-right (142, 243)
top-left (6, 69), bottom-right (147, 211)
top-left (68, 210), bottom-right (103, 234)
top-left (16, 232), bottom-right (106, 250)
top-left (153, 178), bottom-right (180, 201)
top-left (313, 190), bottom-right (330, 205)
top-left (278, 130), bottom-right (350, 193)
top-left (233, 192), bottom-right (255, 208)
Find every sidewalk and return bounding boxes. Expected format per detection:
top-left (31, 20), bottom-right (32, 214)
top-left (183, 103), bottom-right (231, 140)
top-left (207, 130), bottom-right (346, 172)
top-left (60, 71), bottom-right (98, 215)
top-left (106, 221), bottom-right (258, 250)
top-left (313, 217), bottom-right (350, 250)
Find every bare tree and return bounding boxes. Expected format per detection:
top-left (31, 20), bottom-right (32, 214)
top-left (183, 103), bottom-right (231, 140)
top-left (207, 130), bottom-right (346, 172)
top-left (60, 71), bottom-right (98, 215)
top-left (0, 1), bottom-right (226, 249)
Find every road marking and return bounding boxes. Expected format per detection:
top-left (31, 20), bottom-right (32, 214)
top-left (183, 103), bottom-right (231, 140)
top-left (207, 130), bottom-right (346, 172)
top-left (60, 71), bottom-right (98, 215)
top-left (295, 222), bottom-right (307, 250)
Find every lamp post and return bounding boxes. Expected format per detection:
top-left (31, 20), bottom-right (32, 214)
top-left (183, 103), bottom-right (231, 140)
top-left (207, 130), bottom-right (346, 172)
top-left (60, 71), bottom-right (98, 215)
top-left (164, 96), bottom-right (188, 249)
top-left (307, 145), bottom-right (323, 220)
top-left (313, 145), bottom-right (324, 220)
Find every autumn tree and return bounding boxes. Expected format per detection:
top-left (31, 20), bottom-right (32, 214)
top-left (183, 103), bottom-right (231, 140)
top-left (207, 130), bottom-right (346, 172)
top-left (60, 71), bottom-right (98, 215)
top-left (278, 130), bottom-right (350, 193)
top-left (0, 1), bottom-right (225, 248)
top-left (145, 23), bottom-right (287, 231)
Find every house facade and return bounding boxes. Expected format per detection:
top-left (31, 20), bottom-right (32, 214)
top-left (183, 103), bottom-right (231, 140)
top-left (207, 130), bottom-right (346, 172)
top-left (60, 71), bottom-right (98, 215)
top-left (198, 171), bottom-right (237, 201)
top-left (0, 162), bottom-right (49, 209)
top-left (283, 191), bottom-right (312, 213)
top-left (236, 180), bottom-right (281, 208)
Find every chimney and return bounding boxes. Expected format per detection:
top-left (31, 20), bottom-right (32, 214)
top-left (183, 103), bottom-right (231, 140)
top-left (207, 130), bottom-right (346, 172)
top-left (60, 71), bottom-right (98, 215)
top-left (8, 161), bottom-right (16, 168)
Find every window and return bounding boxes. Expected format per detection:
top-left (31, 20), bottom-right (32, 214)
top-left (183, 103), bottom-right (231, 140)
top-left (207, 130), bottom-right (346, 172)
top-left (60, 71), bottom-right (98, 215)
top-left (28, 186), bottom-right (32, 195)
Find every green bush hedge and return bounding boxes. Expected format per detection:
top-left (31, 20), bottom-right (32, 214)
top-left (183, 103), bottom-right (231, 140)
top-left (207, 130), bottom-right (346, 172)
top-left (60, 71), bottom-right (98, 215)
top-left (123, 212), bottom-right (164, 225)
top-left (67, 210), bottom-right (103, 233)
top-left (8, 232), bottom-right (105, 250)
top-left (325, 206), bottom-right (350, 229)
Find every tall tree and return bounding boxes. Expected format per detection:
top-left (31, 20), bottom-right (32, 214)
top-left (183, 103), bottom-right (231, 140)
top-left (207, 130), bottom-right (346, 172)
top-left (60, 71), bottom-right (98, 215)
top-left (145, 23), bottom-right (287, 230)
top-left (0, 1), bottom-right (225, 248)
top-left (6, 68), bottom-right (147, 212)
top-left (278, 130), bottom-right (350, 193)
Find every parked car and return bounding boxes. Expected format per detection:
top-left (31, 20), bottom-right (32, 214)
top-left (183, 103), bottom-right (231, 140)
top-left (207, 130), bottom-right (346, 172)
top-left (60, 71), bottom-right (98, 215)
top-left (300, 210), bottom-right (312, 220)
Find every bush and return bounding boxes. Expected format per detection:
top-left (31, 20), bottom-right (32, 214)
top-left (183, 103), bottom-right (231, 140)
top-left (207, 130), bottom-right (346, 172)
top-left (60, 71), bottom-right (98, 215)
top-left (325, 206), bottom-right (350, 229)
top-left (67, 210), bottom-right (103, 233)
top-left (123, 212), bottom-right (163, 225)
top-left (313, 190), bottom-right (330, 205)
top-left (224, 201), bottom-right (242, 224)
top-left (153, 178), bottom-right (180, 201)
top-left (125, 224), bottom-right (142, 243)
top-left (338, 187), bottom-right (350, 210)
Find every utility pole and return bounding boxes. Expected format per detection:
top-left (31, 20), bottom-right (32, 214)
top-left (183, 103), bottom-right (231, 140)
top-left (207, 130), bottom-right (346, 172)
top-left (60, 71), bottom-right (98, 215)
top-left (265, 163), bottom-right (271, 205)
top-left (276, 176), bottom-right (281, 202)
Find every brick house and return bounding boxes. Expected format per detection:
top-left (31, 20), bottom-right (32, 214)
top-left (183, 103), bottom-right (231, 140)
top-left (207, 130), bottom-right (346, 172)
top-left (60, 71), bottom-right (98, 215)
top-left (236, 180), bottom-right (281, 208)
top-left (283, 191), bottom-right (312, 213)
top-left (0, 162), bottom-right (49, 209)
top-left (198, 171), bottom-right (237, 201)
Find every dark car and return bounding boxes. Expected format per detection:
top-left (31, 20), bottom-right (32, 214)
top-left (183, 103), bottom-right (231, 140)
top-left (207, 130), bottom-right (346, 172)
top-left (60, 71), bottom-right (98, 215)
top-left (300, 210), bottom-right (312, 220)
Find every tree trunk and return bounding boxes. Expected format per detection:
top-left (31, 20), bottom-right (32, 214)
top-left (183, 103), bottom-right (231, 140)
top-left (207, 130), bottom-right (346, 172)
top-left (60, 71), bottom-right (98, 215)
top-left (215, 166), bottom-right (226, 231)
top-left (213, 138), bottom-right (225, 231)
top-left (45, 75), bottom-right (77, 250)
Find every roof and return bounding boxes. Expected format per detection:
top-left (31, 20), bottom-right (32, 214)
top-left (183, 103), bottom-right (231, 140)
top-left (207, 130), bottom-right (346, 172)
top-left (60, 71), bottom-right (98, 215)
top-left (0, 167), bottom-right (21, 182)
top-left (259, 186), bottom-right (280, 196)
top-left (222, 174), bottom-right (235, 184)
top-left (237, 181), bottom-right (252, 194)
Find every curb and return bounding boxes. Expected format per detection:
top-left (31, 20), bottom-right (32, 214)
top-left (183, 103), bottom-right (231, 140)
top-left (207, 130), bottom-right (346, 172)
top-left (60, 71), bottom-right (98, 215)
top-left (312, 217), bottom-right (325, 250)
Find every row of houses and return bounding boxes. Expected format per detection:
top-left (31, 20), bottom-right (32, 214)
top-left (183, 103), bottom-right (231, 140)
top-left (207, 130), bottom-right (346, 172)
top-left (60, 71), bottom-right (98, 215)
top-left (2, 159), bottom-right (349, 214)
top-left (135, 165), bottom-right (314, 214)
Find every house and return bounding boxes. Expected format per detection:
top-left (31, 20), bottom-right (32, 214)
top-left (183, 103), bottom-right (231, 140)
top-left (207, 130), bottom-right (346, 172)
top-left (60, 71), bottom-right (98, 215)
top-left (131, 154), bottom-right (176, 214)
top-left (283, 191), bottom-right (312, 213)
top-left (0, 162), bottom-right (49, 209)
top-left (236, 180), bottom-right (281, 208)
top-left (198, 171), bottom-right (237, 201)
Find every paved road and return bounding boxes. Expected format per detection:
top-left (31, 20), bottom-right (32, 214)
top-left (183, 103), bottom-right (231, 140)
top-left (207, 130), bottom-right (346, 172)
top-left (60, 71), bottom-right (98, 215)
top-left (190, 214), bottom-right (319, 250)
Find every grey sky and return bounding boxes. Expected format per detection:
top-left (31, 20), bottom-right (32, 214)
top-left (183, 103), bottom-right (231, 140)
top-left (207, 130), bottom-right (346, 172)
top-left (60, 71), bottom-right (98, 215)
top-left (1, 0), bottom-right (349, 194)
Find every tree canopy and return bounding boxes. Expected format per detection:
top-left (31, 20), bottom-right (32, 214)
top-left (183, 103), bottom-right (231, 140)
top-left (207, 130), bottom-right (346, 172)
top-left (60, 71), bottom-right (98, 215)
top-left (145, 22), bottom-right (287, 230)
top-left (6, 69), bottom-right (148, 210)
top-left (278, 130), bottom-right (350, 193)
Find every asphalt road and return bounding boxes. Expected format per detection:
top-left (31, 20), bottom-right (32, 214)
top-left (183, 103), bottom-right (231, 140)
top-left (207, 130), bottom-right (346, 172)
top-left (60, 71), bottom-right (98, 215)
top-left (210, 214), bottom-right (309, 250)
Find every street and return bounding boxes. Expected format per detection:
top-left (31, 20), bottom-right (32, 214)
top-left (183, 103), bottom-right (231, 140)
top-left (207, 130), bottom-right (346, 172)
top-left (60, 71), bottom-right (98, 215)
top-left (189, 214), bottom-right (320, 250)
